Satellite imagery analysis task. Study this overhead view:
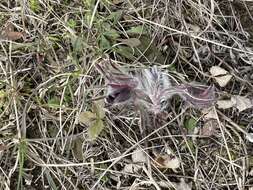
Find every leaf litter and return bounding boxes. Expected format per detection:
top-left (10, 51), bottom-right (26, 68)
top-left (1, 1), bottom-right (253, 189)
top-left (210, 66), bottom-right (233, 87)
top-left (153, 148), bottom-right (180, 170)
top-left (217, 95), bottom-right (253, 112)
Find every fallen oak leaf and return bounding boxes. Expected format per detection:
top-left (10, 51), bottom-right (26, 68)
top-left (217, 95), bottom-right (252, 112)
top-left (231, 95), bottom-right (252, 112)
top-left (153, 154), bottom-right (180, 169)
top-left (210, 66), bottom-right (232, 87)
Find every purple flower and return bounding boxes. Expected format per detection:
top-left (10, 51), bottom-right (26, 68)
top-left (96, 61), bottom-right (216, 112)
top-left (95, 62), bottom-right (139, 105)
top-left (135, 66), bottom-right (172, 114)
top-left (174, 84), bottom-right (216, 108)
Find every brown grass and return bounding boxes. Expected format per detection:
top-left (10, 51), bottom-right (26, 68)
top-left (0, 0), bottom-right (253, 189)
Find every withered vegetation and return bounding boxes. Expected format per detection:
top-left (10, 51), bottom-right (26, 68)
top-left (0, 1), bottom-right (253, 189)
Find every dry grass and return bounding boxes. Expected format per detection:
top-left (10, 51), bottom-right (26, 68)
top-left (0, 0), bottom-right (253, 189)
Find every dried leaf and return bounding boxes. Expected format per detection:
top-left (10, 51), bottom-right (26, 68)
top-left (210, 66), bottom-right (232, 87)
top-left (202, 107), bottom-right (217, 120)
top-left (231, 95), bottom-right (252, 112)
top-left (0, 23), bottom-right (24, 41)
top-left (153, 154), bottom-right (180, 169)
top-left (119, 38), bottom-right (141, 47)
top-left (199, 119), bottom-right (219, 137)
top-left (216, 99), bottom-right (235, 109)
top-left (217, 96), bottom-right (252, 112)
top-left (123, 163), bottom-right (142, 173)
top-left (214, 75), bottom-right (233, 87)
top-left (210, 66), bottom-right (228, 76)
top-left (3, 31), bottom-right (24, 41)
top-left (131, 148), bottom-right (148, 163)
top-left (188, 24), bottom-right (201, 33)
top-left (88, 119), bottom-right (104, 140)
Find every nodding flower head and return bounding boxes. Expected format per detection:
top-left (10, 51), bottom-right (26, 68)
top-left (96, 61), bottom-right (172, 113)
top-left (136, 66), bottom-right (172, 114)
top-left (95, 61), bottom-right (139, 105)
top-left (174, 84), bottom-right (216, 108)
top-left (96, 60), bottom-right (216, 112)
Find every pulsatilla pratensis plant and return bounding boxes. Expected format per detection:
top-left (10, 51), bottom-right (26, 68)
top-left (96, 60), bottom-right (216, 115)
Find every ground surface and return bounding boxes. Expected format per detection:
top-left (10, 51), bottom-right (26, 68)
top-left (0, 0), bottom-right (253, 190)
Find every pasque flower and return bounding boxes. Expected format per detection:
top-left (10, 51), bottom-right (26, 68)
top-left (96, 61), bottom-right (216, 113)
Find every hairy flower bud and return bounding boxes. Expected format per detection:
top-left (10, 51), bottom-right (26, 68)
top-left (95, 62), bottom-right (138, 105)
top-left (136, 66), bottom-right (172, 114)
top-left (96, 60), bottom-right (216, 113)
